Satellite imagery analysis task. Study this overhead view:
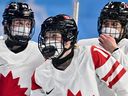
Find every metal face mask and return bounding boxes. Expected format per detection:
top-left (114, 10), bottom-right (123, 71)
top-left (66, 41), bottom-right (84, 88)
top-left (11, 18), bottom-right (31, 36)
top-left (11, 26), bottom-right (30, 36)
top-left (100, 19), bottom-right (124, 42)
top-left (41, 31), bottom-right (64, 59)
top-left (101, 27), bottom-right (120, 38)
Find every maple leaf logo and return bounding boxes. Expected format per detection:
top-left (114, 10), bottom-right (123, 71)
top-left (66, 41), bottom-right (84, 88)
top-left (0, 71), bottom-right (27, 96)
top-left (67, 89), bottom-right (82, 96)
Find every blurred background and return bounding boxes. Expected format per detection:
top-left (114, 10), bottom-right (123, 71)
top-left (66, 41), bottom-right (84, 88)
top-left (0, 0), bottom-right (127, 42)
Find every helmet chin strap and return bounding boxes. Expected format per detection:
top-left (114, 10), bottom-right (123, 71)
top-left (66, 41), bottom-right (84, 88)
top-left (5, 37), bottom-right (28, 53)
top-left (56, 40), bottom-right (75, 59)
top-left (7, 35), bottom-right (29, 45)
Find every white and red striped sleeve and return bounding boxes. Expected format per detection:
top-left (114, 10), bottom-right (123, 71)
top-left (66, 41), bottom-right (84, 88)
top-left (91, 45), bottom-right (128, 96)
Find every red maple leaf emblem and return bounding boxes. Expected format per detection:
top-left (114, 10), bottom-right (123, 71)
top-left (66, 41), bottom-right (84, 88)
top-left (0, 71), bottom-right (27, 96)
top-left (67, 89), bottom-right (82, 96)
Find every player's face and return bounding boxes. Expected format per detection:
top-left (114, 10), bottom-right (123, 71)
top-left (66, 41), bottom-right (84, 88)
top-left (44, 31), bottom-right (62, 42)
top-left (11, 18), bottom-right (31, 28)
top-left (102, 19), bottom-right (122, 31)
top-left (44, 31), bottom-right (71, 49)
top-left (41, 30), bottom-right (72, 59)
top-left (10, 18), bottom-right (32, 36)
top-left (101, 19), bottom-right (124, 38)
top-left (42, 31), bottom-right (64, 58)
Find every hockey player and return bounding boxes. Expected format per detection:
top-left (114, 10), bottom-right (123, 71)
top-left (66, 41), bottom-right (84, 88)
top-left (30, 14), bottom-right (128, 96)
top-left (0, 2), bottom-right (44, 96)
top-left (78, 1), bottom-right (128, 96)
top-left (78, 1), bottom-right (128, 61)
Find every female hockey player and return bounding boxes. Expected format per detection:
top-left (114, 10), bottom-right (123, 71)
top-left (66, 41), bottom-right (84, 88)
top-left (78, 2), bottom-right (128, 96)
top-left (0, 2), bottom-right (44, 96)
top-left (31, 14), bottom-right (128, 96)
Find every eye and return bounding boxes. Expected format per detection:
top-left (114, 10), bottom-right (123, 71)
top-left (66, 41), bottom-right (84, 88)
top-left (44, 36), bottom-right (49, 40)
top-left (13, 21), bottom-right (20, 25)
top-left (25, 21), bottom-right (31, 27)
top-left (112, 22), bottom-right (121, 28)
top-left (26, 23), bottom-right (31, 27)
top-left (52, 34), bottom-right (58, 38)
top-left (102, 21), bottom-right (109, 27)
top-left (112, 22), bottom-right (117, 26)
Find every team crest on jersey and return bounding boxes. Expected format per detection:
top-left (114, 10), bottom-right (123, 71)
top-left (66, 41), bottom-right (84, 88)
top-left (67, 89), bottom-right (96, 96)
top-left (0, 71), bottom-right (27, 96)
top-left (67, 89), bottom-right (82, 96)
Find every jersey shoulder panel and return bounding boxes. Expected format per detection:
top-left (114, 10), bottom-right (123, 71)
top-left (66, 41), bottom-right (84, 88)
top-left (118, 38), bottom-right (128, 47)
top-left (91, 45), bottom-right (110, 69)
top-left (78, 38), bottom-right (99, 46)
top-left (25, 41), bottom-right (39, 54)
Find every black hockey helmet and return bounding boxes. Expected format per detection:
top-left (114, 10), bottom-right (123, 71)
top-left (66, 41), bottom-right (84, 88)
top-left (38, 14), bottom-right (78, 59)
top-left (40, 14), bottom-right (78, 44)
top-left (98, 1), bottom-right (128, 42)
top-left (2, 2), bottom-right (35, 43)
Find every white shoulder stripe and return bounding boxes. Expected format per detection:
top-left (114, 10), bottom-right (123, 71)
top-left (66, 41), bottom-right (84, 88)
top-left (93, 48), bottom-right (108, 58)
top-left (96, 57), bottom-right (116, 78)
